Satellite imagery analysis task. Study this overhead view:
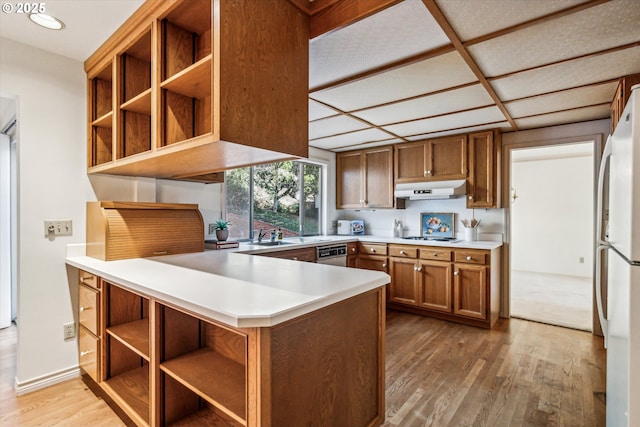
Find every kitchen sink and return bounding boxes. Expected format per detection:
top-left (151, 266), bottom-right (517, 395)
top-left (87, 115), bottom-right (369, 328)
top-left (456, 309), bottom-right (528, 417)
top-left (255, 241), bottom-right (292, 246)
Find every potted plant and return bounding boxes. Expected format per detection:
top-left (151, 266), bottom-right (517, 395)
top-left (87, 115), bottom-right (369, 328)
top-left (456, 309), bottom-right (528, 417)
top-left (214, 219), bottom-right (229, 241)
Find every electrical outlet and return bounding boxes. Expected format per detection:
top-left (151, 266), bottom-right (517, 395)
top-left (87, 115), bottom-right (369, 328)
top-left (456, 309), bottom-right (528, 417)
top-left (208, 223), bottom-right (216, 235)
top-left (63, 322), bottom-right (75, 340)
top-left (44, 220), bottom-right (72, 237)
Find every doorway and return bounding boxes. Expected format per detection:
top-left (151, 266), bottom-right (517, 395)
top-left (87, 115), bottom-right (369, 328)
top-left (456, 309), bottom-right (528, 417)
top-left (509, 142), bottom-right (594, 331)
top-left (0, 96), bottom-right (17, 330)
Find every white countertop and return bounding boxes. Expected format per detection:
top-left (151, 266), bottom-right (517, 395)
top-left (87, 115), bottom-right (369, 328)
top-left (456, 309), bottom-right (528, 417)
top-left (66, 250), bottom-right (389, 328)
top-left (65, 235), bottom-right (499, 328)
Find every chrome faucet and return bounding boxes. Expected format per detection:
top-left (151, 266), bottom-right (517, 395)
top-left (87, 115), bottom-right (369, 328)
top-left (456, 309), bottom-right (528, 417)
top-left (257, 228), bottom-right (271, 243)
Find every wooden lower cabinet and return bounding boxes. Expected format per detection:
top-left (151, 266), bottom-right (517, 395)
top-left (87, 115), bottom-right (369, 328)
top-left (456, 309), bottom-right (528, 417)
top-left (256, 246), bottom-right (316, 262)
top-left (78, 270), bottom-right (102, 383)
top-left (79, 273), bottom-right (385, 427)
top-left (386, 245), bottom-right (499, 328)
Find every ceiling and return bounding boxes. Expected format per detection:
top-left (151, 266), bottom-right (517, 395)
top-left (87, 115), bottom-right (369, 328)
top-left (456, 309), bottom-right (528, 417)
top-left (308, 0), bottom-right (640, 151)
top-left (1, 0), bottom-right (639, 152)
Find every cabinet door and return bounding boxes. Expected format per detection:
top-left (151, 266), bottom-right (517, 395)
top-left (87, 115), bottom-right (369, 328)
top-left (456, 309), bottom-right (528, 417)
top-left (453, 264), bottom-right (487, 320)
top-left (364, 146), bottom-right (394, 208)
top-left (395, 141), bottom-right (427, 183)
top-left (418, 261), bottom-right (452, 313)
top-left (388, 258), bottom-right (418, 305)
top-left (428, 135), bottom-right (467, 180)
top-left (467, 131), bottom-right (495, 208)
top-left (336, 151), bottom-right (364, 209)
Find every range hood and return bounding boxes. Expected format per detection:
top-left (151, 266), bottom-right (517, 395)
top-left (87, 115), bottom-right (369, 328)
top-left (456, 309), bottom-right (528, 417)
top-left (394, 180), bottom-right (466, 200)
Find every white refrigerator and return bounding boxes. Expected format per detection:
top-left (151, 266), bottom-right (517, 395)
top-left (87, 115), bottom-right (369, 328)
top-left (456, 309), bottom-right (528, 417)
top-left (596, 84), bottom-right (640, 427)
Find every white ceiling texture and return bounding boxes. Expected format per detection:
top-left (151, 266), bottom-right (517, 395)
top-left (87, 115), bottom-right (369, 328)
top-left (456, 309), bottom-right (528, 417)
top-left (309, 0), bottom-right (640, 151)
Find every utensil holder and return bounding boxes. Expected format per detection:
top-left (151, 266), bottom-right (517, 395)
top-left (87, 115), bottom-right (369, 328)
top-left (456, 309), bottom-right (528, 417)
top-left (464, 227), bottom-right (477, 241)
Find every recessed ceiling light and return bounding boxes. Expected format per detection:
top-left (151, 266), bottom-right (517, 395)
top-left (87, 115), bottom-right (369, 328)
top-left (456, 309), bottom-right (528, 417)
top-left (28, 13), bottom-right (65, 30)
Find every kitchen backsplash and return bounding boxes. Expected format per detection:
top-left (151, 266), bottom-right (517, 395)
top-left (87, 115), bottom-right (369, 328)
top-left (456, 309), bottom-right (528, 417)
top-left (333, 197), bottom-right (505, 241)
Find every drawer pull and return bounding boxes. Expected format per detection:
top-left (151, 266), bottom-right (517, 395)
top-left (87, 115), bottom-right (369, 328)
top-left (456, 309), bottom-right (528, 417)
top-left (351, 247), bottom-right (356, 253)
top-left (291, 257), bottom-right (298, 261)
top-left (382, 263), bottom-right (387, 268)
top-left (466, 256), bottom-right (472, 261)
top-left (454, 271), bottom-right (459, 276)
top-left (80, 350), bottom-right (94, 357)
top-left (153, 251), bottom-right (169, 255)
top-left (400, 250), bottom-right (406, 255)
top-left (370, 248), bottom-right (376, 253)
top-left (79, 306), bottom-right (93, 313)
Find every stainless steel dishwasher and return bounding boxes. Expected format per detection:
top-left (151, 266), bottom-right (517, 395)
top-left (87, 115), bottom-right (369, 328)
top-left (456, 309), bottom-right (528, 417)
top-left (316, 243), bottom-right (347, 266)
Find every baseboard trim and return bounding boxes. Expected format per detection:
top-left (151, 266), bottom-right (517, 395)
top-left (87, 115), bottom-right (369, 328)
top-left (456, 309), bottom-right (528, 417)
top-left (14, 365), bottom-right (80, 396)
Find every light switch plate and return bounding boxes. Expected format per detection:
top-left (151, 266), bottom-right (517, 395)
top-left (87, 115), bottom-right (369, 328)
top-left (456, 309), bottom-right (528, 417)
top-left (44, 220), bottom-right (72, 237)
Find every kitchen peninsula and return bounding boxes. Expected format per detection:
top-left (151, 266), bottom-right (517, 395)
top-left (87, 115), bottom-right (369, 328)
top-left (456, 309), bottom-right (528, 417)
top-left (66, 248), bottom-right (388, 427)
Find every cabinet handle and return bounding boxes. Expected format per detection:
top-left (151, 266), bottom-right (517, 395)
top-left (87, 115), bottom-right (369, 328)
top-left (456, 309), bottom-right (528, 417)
top-left (468, 196), bottom-right (473, 200)
top-left (466, 256), bottom-right (472, 261)
top-left (351, 247), bottom-right (356, 253)
top-left (80, 350), bottom-right (94, 357)
top-left (382, 263), bottom-right (387, 268)
top-left (291, 257), bottom-right (298, 261)
top-left (414, 266), bottom-right (422, 272)
top-left (400, 250), bottom-right (406, 255)
top-left (417, 267), bottom-right (422, 272)
top-left (426, 170), bottom-right (431, 175)
top-left (79, 306), bottom-right (92, 313)
top-left (454, 271), bottom-right (459, 276)
top-left (370, 248), bottom-right (376, 253)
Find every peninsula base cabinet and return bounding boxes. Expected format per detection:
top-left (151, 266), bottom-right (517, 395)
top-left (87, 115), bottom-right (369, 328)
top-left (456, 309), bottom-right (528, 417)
top-left (387, 245), bottom-right (501, 329)
top-left (76, 271), bottom-right (386, 427)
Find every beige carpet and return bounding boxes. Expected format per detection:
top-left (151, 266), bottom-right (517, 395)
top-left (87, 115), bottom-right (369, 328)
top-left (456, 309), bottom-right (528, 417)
top-left (510, 270), bottom-right (592, 331)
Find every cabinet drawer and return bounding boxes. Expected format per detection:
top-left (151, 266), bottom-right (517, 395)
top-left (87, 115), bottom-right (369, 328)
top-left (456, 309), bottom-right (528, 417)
top-left (358, 243), bottom-right (387, 256)
top-left (79, 284), bottom-right (100, 335)
top-left (388, 245), bottom-right (418, 258)
top-left (79, 327), bottom-right (100, 382)
top-left (455, 250), bottom-right (487, 265)
top-left (258, 247), bottom-right (316, 262)
top-left (420, 248), bottom-right (452, 261)
top-left (79, 270), bottom-right (99, 289)
top-left (347, 242), bottom-right (358, 256)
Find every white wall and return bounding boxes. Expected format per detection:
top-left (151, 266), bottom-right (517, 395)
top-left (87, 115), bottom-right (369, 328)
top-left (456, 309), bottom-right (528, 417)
top-left (0, 134), bottom-right (10, 328)
top-left (0, 38), bottom-right (138, 393)
top-left (511, 148), bottom-right (594, 277)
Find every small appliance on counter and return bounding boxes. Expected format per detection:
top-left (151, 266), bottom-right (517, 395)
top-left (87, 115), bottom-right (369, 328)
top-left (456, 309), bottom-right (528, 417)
top-left (337, 220), bottom-right (365, 235)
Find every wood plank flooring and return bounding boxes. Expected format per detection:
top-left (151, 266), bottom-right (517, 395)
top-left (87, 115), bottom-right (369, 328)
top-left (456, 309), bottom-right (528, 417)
top-left (1, 311), bottom-right (606, 426)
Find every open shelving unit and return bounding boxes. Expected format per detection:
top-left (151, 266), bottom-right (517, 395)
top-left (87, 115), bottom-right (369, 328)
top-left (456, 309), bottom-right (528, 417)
top-left (89, 62), bottom-right (113, 167)
top-left (159, 304), bottom-right (247, 426)
top-left (104, 283), bottom-right (151, 426)
top-left (117, 26), bottom-right (153, 159)
top-left (159, 0), bottom-right (212, 147)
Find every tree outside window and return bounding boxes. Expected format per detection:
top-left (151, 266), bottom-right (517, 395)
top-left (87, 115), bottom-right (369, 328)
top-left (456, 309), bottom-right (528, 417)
top-left (225, 161), bottom-right (322, 241)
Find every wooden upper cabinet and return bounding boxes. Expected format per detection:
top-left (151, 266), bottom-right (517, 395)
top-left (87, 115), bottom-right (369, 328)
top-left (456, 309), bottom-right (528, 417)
top-left (85, 0), bottom-right (309, 181)
top-left (395, 136), bottom-right (467, 183)
top-left (336, 146), bottom-right (394, 209)
top-left (467, 130), bottom-right (501, 209)
top-left (610, 73), bottom-right (640, 133)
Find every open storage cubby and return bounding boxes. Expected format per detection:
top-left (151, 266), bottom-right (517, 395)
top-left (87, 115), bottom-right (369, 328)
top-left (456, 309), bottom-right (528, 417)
top-left (159, 304), bottom-right (247, 426)
top-left (159, 0), bottom-right (212, 147)
top-left (118, 27), bottom-right (152, 159)
top-left (105, 282), bottom-right (150, 425)
top-left (90, 61), bottom-right (113, 167)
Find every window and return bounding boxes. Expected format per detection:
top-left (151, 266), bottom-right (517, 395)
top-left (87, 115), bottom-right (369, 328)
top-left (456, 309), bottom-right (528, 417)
top-left (225, 160), bottom-right (323, 241)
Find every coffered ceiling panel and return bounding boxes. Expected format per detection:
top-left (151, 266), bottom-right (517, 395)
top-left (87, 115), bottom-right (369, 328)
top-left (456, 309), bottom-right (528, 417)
top-left (469, 0), bottom-right (640, 78)
top-left (505, 81), bottom-right (618, 119)
top-left (491, 45), bottom-right (640, 101)
top-left (309, 115), bottom-right (370, 140)
top-left (309, 0), bottom-right (450, 89)
top-left (406, 121), bottom-right (511, 141)
top-left (515, 104), bottom-right (611, 130)
top-left (309, 100), bottom-right (339, 121)
top-left (309, 128), bottom-right (397, 150)
top-left (351, 83), bottom-right (494, 125)
top-left (383, 106), bottom-right (506, 137)
top-left (310, 51), bottom-right (478, 112)
top-left (435, 0), bottom-right (588, 42)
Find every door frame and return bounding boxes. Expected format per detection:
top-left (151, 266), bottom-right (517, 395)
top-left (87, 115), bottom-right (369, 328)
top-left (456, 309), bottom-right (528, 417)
top-left (501, 133), bottom-right (604, 335)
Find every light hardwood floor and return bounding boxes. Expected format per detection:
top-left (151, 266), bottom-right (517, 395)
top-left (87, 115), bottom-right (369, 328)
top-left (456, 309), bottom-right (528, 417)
top-left (1, 311), bottom-right (606, 426)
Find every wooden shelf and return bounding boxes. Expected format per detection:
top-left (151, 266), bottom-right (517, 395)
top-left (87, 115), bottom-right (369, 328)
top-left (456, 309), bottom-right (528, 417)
top-left (161, 348), bottom-right (246, 424)
top-left (160, 55), bottom-right (212, 99)
top-left (104, 365), bottom-right (150, 425)
top-left (92, 111), bottom-right (113, 128)
top-left (120, 89), bottom-right (151, 115)
top-left (170, 404), bottom-right (243, 427)
top-left (107, 318), bottom-right (150, 360)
